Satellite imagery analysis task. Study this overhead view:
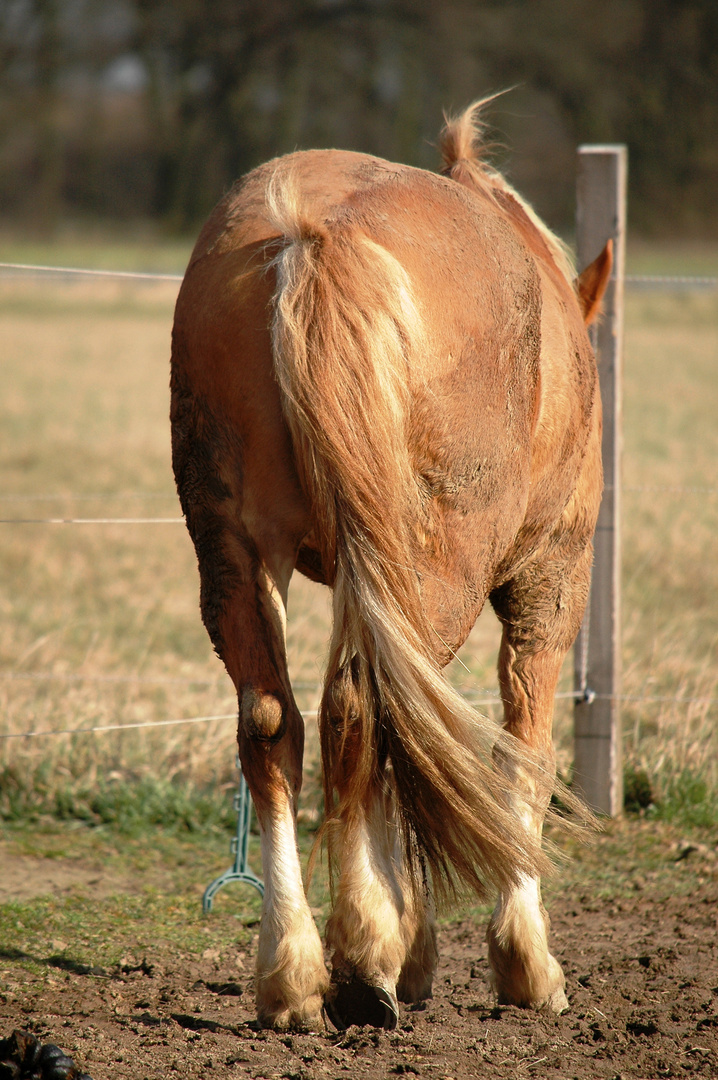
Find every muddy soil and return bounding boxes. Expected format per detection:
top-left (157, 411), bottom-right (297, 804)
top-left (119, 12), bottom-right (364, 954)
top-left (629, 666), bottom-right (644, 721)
top-left (2, 869), bottom-right (717, 1080)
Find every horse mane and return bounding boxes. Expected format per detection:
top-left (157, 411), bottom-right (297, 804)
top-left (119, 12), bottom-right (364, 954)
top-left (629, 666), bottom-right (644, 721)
top-left (439, 98), bottom-right (576, 287)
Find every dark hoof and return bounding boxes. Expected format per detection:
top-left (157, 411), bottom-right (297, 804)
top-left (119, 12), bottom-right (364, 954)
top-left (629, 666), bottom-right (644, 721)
top-left (324, 977), bottom-right (399, 1031)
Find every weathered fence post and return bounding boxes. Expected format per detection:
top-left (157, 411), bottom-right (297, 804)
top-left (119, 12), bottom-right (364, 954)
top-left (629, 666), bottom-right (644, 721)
top-left (573, 145), bottom-right (627, 816)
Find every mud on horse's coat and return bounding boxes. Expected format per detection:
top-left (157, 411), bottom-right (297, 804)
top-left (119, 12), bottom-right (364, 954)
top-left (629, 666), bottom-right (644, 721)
top-left (170, 101), bottom-right (611, 1031)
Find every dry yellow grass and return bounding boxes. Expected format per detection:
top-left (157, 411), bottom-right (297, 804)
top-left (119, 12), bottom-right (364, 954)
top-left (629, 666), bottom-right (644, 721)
top-left (0, 270), bottom-right (716, 810)
top-left (618, 291), bottom-right (718, 791)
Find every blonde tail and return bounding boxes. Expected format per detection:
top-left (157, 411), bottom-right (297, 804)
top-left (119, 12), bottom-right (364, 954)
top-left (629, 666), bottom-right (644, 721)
top-left (267, 167), bottom-right (550, 901)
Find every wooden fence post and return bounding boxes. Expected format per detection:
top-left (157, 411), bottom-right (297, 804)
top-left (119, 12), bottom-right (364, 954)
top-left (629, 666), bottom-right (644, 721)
top-left (573, 145), bottom-right (627, 816)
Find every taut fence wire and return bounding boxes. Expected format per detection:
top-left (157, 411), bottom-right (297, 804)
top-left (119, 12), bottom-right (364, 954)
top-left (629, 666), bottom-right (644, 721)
top-left (0, 480), bottom-right (716, 525)
top-left (1, 260), bottom-right (717, 290)
top-left (1, 689), bottom-right (716, 743)
top-left (0, 262), bottom-right (183, 282)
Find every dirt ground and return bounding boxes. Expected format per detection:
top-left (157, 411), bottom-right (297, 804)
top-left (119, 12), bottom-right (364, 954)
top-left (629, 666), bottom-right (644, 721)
top-left (2, 841), bottom-right (717, 1080)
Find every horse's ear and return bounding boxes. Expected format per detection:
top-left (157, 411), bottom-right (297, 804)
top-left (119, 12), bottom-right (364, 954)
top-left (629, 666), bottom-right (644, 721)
top-left (575, 239), bottom-right (613, 326)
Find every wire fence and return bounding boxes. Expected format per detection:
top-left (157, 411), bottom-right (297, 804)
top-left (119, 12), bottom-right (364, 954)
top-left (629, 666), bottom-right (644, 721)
top-left (1, 259), bottom-right (716, 746)
top-left (0, 262), bottom-right (183, 282)
top-left (1, 685), bottom-right (715, 743)
top-left (2, 260), bottom-right (718, 290)
top-left (0, 480), bottom-right (715, 525)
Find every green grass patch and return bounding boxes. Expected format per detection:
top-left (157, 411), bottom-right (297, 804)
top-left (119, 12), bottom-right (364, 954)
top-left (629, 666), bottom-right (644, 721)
top-left (0, 864), bottom-right (261, 979)
top-left (0, 802), bottom-right (331, 983)
top-left (0, 767), bottom-right (240, 835)
top-left (648, 768), bottom-right (718, 829)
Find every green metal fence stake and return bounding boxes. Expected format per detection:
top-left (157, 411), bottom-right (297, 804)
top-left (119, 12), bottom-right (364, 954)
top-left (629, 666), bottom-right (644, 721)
top-left (203, 763), bottom-right (264, 912)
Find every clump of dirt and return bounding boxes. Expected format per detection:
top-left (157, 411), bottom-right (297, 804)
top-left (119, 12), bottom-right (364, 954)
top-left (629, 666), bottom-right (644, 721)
top-left (2, 877), bottom-right (717, 1079)
top-left (0, 1028), bottom-right (92, 1079)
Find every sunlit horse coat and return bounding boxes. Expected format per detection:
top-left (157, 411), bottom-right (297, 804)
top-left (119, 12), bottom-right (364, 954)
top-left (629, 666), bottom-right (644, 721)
top-left (170, 102), bottom-right (611, 1031)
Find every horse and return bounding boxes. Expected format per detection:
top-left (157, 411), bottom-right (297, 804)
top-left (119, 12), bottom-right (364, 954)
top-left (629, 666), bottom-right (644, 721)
top-left (170, 100), bottom-right (611, 1032)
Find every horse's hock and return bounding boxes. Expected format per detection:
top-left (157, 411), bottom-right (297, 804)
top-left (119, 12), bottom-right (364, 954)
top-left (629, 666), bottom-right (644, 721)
top-left (171, 101), bottom-right (619, 1031)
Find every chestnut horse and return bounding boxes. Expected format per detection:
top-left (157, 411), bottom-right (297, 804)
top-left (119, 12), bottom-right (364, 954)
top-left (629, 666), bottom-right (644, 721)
top-left (170, 102), bottom-right (611, 1031)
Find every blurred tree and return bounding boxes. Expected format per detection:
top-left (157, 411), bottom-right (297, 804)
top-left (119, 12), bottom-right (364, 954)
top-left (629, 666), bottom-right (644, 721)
top-left (0, 0), bottom-right (64, 231)
top-left (460, 0), bottom-right (718, 233)
top-left (132, 0), bottom-right (443, 229)
top-left (0, 0), bottom-right (716, 235)
top-left (34, 0), bottom-right (63, 230)
top-left (620, 0), bottom-right (718, 232)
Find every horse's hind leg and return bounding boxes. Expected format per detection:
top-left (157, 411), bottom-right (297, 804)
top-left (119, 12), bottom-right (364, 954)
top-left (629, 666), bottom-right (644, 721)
top-left (209, 544), bottom-right (328, 1029)
top-left (487, 533), bottom-right (594, 1013)
top-left (323, 787), bottom-right (437, 1029)
top-left (322, 765), bottom-right (405, 1029)
top-left (172, 402), bottom-right (327, 1030)
top-left (232, 561), bottom-right (328, 1030)
top-left (321, 682), bottom-right (438, 1030)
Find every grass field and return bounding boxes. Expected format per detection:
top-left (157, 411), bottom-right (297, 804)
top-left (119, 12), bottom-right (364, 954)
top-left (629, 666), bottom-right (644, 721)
top-left (0, 239), bottom-right (716, 839)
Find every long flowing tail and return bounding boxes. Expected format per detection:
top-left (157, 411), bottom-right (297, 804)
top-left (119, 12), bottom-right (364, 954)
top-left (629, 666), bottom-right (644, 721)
top-left (266, 168), bottom-right (551, 901)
